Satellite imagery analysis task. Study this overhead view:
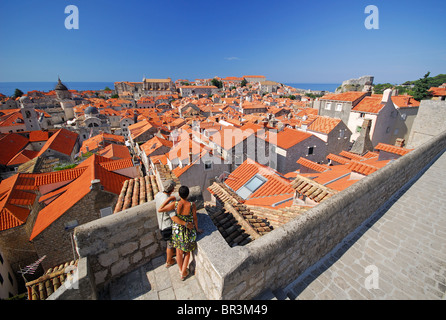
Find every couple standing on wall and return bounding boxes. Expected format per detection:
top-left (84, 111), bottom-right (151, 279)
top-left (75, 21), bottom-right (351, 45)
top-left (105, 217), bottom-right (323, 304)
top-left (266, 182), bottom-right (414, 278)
top-left (155, 180), bottom-right (203, 281)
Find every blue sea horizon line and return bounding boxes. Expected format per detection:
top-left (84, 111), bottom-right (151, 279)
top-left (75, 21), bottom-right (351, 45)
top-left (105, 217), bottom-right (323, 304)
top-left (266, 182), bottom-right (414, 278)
top-left (0, 81), bottom-right (340, 97)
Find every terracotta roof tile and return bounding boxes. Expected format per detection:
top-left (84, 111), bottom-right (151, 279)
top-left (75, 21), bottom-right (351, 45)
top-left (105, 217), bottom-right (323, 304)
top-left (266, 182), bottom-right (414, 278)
top-left (30, 155), bottom-right (130, 240)
top-left (29, 131), bottom-right (50, 142)
top-left (0, 133), bottom-right (29, 166)
top-left (429, 87), bottom-right (446, 96)
top-left (26, 260), bottom-right (78, 300)
top-left (374, 143), bottom-right (413, 156)
top-left (320, 91), bottom-right (367, 102)
top-left (307, 116), bottom-right (341, 134)
top-left (0, 174), bottom-right (37, 231)
top-left (114, 175), bottom-right (160, 213)
top-left (339, 150), bottom-right (368, 161)
top-left (291, 175), bottom-right (337, 203)
top-left (34, 167), bottom-right (86, 186)
top-left (346, 160), bottom-right (379, 176)
top-left (99, 158), bottom-right (134, 172)
top-left (327, 153), bottom-right (351, 165)
top-left (97, 143), bottom-right (131, 160)
top-left (6, 149), bottom-right (38, 166)
top-left (261, 127), bottom-right (312, 150)
top-left (36, 128), bottom-right (78, 158)
top-left (352, 96), bottom-right (386, 114)
top-left (391, 95), bottom-right (420, 108)
top-left (207, 183), bottom-right (273, 240)
top-left (297, 157), bottom-right (330, 172)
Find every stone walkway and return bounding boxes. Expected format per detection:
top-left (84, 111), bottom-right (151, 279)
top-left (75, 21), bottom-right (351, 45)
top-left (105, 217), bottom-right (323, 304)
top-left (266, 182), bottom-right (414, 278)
top-left (106, 254), bottom-right (207, 300)
top-left (284, 150), bottom-right (446, 300)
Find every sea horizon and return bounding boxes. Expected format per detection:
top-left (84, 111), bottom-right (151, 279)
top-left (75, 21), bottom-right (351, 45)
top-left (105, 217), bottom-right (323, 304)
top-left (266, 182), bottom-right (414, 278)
top-left (0, 81), bottom-right (340, 97)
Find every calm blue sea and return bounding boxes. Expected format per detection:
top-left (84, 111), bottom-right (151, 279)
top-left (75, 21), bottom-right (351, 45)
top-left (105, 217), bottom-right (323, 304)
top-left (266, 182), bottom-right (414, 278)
top-left (0, 82), bottom-right (115, 97)
top-left (285, 83), bottom-right (340, 92)
top-left (0, 82), bottom-right (339, 97)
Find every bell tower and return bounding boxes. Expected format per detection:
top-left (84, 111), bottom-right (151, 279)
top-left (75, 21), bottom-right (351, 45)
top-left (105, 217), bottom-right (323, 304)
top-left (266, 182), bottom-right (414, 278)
top-left (19, 96), bottom-right (41, 131)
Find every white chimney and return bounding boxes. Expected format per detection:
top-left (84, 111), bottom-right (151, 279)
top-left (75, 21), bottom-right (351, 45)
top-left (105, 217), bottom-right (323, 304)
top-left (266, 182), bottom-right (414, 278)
top-left (382, 88), bottom-right (392, 103)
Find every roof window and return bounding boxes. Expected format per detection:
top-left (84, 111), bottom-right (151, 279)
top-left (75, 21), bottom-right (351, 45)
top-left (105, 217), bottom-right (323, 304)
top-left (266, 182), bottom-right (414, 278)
top-left (236, 174), bottom-right (266, 199)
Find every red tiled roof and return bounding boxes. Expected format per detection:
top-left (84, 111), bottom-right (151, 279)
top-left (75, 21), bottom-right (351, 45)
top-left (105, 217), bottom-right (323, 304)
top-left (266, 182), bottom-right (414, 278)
top-left (0, 174), bottom-right (37, 231)
top-left (327, 153), bottom-right (351, 165)
top-left (80, 133), bottom-right (125, 154)
top-left (97, 143), bottom-right (131, 160)
top-left (0, 110), bottom-right (24, 127)
top-left (374, 143), bottom-right (413, 156)
top-left (429, 87), bottom-right (446, 96)
top-left (325, 175), bottom-right (358, 191)
top-left (99, 158), bottom-right (134, 172)
top-left (150, 154), bottom-right (168, 165)
top-left (320, 91), bottom-right (367, 102)
top-left (297, 157), bottom-right (330, 172)
top-left (339, 150), bottom-right (367, 161)
top-left (0, 133), bottom-right (29, 165)
top-left (262, 127), bottom-right (312, 150)
top-left (128, 120), bottom-right (153, 140)
top-left (36, 128), bottom-right (78, 157)
top-left (209, 126), bottom-right (255, 149)
top-left (347, 160), bottom-right (379, 175)
top-left (224, 158), bottom-right (293, 201)
top-left (30, 155), bottom-right (129, 240)
top-left (29, 130), bottom-right (50, 142)
top-left (35, 167), bottom-right (87, 186)
top-left (307, 116), bottom-right (341, 134)
top-left (391, 95), bottom-right (420, 108)
top-left (352, 96), bottom-right (385, 114)
top-left (6, 149), bottom-right (38, 167)
top-left (141, 136), bottom-right (173, 155)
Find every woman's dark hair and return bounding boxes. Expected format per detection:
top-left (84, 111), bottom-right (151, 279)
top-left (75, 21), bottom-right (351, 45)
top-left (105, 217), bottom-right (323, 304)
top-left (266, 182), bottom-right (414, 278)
top-left (179, 185), bottom-right (190, 199)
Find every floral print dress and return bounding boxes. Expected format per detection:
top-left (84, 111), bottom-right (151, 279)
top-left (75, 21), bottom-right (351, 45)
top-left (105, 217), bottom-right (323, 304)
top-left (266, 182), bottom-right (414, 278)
top-left (171, 201), bottom-right (197, 252)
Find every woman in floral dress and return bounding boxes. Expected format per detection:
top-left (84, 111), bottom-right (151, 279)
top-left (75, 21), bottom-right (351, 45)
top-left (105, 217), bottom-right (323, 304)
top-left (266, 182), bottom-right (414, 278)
top-left (158, 185), bottom-right (202, 280)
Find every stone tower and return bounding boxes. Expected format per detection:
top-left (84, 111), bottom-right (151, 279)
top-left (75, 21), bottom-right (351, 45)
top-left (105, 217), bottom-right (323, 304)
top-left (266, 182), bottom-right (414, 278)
top-left (55, 77), bottom-right (75, 121)
top-left (55, 77), bottom-right (71, 100)
top-left (19, 96), bottom-right (41, 131)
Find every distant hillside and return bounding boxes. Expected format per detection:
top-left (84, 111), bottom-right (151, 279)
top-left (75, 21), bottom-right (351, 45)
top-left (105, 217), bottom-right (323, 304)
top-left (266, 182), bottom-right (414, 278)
top-left (373, 73), bottom-right (446, 100)
top-left (402, 73), bottom-right (446, 87)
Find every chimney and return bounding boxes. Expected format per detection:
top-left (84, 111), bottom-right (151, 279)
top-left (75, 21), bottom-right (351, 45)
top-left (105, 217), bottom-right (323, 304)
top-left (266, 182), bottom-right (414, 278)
top-left (90, 179), bottom-right (103, 191)
top-left (395, 138), bottom-right (405, 148)
top-left (381, 88), bottom-right (392, 103)
top-left (350, 119), bottom-right (374, 155)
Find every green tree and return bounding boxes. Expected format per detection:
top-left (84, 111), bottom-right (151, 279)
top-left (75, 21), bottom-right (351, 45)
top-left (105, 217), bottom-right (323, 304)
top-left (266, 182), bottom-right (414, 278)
top-left (412, 72), bottom-right (433, 101)
top-left (241, 78), bottom-right (248, 87)
top-left (111, 94), bottom-right (119, 99)
top-left (104, 86), bottom-right (112, 91)
top-left (13, 88), bottom-right (24, 98)
top-left (211, 78), bottom-right (223, 89)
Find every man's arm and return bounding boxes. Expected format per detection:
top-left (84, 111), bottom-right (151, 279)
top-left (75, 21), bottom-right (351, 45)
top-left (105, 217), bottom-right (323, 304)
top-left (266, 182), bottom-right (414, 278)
top-left (158, 196), bottom-right (176, 212)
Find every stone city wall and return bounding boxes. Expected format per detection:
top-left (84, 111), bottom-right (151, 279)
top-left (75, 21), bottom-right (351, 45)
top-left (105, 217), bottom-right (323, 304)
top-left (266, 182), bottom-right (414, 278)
top-left (72, 186), bottom-right (203, 296)
top-left (214, 129), bottom-right (446, 299)
top-left (68, 130), bottom-right (446, 299)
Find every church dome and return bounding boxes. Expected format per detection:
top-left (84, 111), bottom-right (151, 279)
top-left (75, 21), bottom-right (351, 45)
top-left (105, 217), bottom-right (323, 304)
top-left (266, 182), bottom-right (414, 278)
top-left (84, 105), bottom-right (99, 115)
top-left (55, 78), bottom-right (68, 91)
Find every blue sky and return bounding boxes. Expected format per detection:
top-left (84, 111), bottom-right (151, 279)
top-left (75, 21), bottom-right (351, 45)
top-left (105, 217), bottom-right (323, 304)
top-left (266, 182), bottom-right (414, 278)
top-left (0, 0), bottom-right (445, 84)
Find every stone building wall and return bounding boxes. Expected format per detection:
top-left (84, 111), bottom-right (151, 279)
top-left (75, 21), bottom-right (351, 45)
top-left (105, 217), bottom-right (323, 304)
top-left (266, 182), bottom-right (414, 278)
top-left (407, 100), bottom-right (446, 148)
top-left (32, 183), bottom-right (118, 270)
